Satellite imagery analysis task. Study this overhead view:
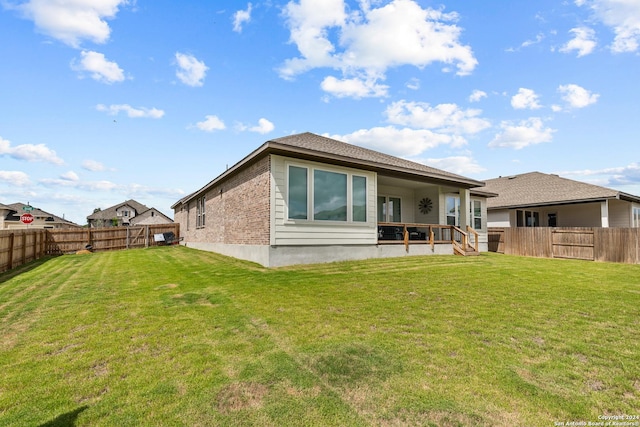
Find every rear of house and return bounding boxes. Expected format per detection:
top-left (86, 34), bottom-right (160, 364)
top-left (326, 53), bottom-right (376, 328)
top-left (173, 133), bottom-right (492, 267)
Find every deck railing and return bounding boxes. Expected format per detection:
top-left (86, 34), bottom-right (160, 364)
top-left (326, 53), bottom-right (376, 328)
top-left (378, 222), bottom-right (479, 253)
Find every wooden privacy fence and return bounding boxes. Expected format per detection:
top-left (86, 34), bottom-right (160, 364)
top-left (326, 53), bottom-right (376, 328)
top-left (488, 227), bottom-right (640, 264)
top-left (0, 229), bottom-right (48, 273)
top-left (0, 224), bottom-right (180, 273)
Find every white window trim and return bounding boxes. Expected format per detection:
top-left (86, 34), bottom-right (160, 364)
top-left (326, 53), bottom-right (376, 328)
top-left (633, 205), bottom-right (640, 228)
top-left (285, 161), bottom-right (369, 224)
top-left (446, 194), bottom-right (460, 226)
top-left (377, 194), bottom-right (403, 223)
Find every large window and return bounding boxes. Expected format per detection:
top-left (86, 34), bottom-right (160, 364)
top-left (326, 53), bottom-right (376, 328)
top-left (314, 170), bottom-right (347, 220)
top-left (377, 196), bottom-right (401, 222)
top-left (633, 206), bottom-right (640, 228)
top-left (287, 164), bottom-right (367, 223)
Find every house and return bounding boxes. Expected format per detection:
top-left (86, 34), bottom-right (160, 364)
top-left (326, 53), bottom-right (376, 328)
top-left (87, 200), bottom-right (173, 228)
top-left (0, 202), bottom-right (80, 229)
top-left (172, 132), bottom-right (493, 267)
top-left (482, 172), bottom-right (640, 228)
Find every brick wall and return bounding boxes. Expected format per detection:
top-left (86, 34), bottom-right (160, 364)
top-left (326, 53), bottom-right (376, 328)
top-left (176, 156), bottom-right (271, 246)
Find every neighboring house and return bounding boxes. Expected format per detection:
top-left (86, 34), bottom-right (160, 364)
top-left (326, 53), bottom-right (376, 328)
top-left (130, 208), bottom-right (174, 226)
top-left (483, 172), bottom-right (640, 228)
top-left (172, 132), bottom-right (493, 267)
top-left (0, 202), bottom-right (80, 229)
top-left (87, 200), bottom-right (173, 228)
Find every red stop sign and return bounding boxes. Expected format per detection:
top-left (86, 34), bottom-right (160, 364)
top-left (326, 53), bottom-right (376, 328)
top-left (20, 213), bottom-right (34, 224)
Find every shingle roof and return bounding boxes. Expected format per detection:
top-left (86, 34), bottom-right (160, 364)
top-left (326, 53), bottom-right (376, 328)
top-left (483, 172), bottom-right (640, 209)
top-left (270, 132), bottom-right (482, 185)
top-left (3, 202), bottom-right (78, 225)
top-left (87, 199), bottom-right (149, 220)
top-left (173, 132), bottom-right (486, 208)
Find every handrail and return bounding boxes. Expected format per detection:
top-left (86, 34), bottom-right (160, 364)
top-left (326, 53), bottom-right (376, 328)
top-left (378, 222), bottom-right (479, 254)
top-left (467, 225), bottom-right (479, 252)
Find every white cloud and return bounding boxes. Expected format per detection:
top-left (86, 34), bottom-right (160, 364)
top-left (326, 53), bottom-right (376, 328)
top-left (511, 88), bottom-right (542, 110)
top-left (82, 159), bottom-right (107, 172)
top-left (195, 115), bottom-right (226, 132)
top-left (250, 118), bottom-right (275, 134)
top-left (72, 50), bottom-right (125, 84)
top-left (577, 0), bottom-right (640, 53)
top-left (489, 117), bottom-right (556, 149)
top-left (420, 155), bottom-right (486, 175)
top-left (0, 136), bottom-right (64, 164)
top-left (96, 104), bottom-right (165, 118)
top-left (236, 118), bottom-right (275, 134)
top-left (328, 127), bottom-right (464, 158)
top-left (323, 101), bottom-right (490, 158)
top-left (385, 100), bottom-right (491, 136)
top-left (558, 162), bottom-right (640, 188)
top-left (406, 78), bottom-right (420, 90)
top-left (560, 27), bottom-right (597, 56)
top-left (60, 171), bottom-right (79, 182)
top-left (557, 84), bottom-right (599, 108)
top-left (175, 52), bottom-right (208, 87)
top-left (469, 90), bottom-right (487, 103)
top-left (12, 0), bottom-right (129, 47)
top-left (280, 0), bottom-right (477, 98)
top-left (0, 170), bottom-right (31, 186)
top-left (320, 75), bottom-right (389, 98)
top-left (507, 33), bottom-right (545, 52)
top-left (233, 3), bottom-right (252, 33)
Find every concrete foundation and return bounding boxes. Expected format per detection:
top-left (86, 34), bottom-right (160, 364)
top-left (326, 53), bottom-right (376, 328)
top-left (183, 242), bottom-right (459, 267)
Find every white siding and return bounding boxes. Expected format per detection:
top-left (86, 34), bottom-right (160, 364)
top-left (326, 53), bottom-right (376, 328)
top-left (609, 199), bottom-right (631, 227)
top-left (378, 184), bottom-right (415, 223)
top-left (488, 209), bottom-right (512, 227)
top-left (271, 155), bottom-right (378, 246)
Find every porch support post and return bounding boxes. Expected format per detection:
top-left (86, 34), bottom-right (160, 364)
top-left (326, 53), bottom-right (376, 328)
top-left (600, 200), bottom-right (610, 228)
top-left (460, 188), bottom-right (471, 228)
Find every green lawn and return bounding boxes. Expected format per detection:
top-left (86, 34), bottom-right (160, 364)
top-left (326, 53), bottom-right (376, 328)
top-left (1, 247), bottom-right (639, 426)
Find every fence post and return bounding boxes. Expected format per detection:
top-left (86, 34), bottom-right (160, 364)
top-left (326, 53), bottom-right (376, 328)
top-left (7, 233), bottom-right (14, 270)
top-left (145, 225), bottom-right (149, 248)
top-left (21, 232), bottom-right (27, 265)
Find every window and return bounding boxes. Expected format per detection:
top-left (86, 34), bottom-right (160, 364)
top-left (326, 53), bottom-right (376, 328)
top-left (446, 196), bottom-right (460, 226)
top-left (377, 196), bottom-right (401, 222)
top-left (516, 209), bottom-right (539, 227)
top-left (196, 196), bottom-right (206, 228)
top-left (288, 166), bottom-right (308, 220)
top-left (633, 207), bottom-right (640, 228)
top-left (352, 176), bottom-right (367, 222)
top-left (472, 200), bottom-right (482, 229)
top-left (287, 164), bottom-right (367, 223)
top-left (314, 170), bottom-right (347, 221)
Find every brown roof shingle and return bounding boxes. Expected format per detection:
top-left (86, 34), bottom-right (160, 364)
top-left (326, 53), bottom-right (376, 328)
top-left (483, 172), bottom-right (640, 209)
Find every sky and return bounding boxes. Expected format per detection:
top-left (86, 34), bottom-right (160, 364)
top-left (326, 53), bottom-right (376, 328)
top-left (1, 0), bottom-right (640, 225)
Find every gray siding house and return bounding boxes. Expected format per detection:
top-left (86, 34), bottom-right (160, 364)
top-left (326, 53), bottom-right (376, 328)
top-left (173, 132), bottom-right (492, 267)
top-left (87, 200), bottom-right (173, 228)
top-left (483, 172), bottom-right (640, 228)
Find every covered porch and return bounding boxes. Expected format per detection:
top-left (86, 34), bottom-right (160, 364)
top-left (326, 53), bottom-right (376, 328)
top-left (375, 175), bottom-right (487, 255)
top-left (378, 222), bottom-right (480, 256)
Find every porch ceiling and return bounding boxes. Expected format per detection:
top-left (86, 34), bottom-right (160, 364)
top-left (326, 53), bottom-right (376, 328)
top-left (378, 175), bottom-right (458, 192)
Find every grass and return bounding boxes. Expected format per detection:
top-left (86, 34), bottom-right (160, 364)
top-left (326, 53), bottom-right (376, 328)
top-left (0, 247), bottom-right (639, 426)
